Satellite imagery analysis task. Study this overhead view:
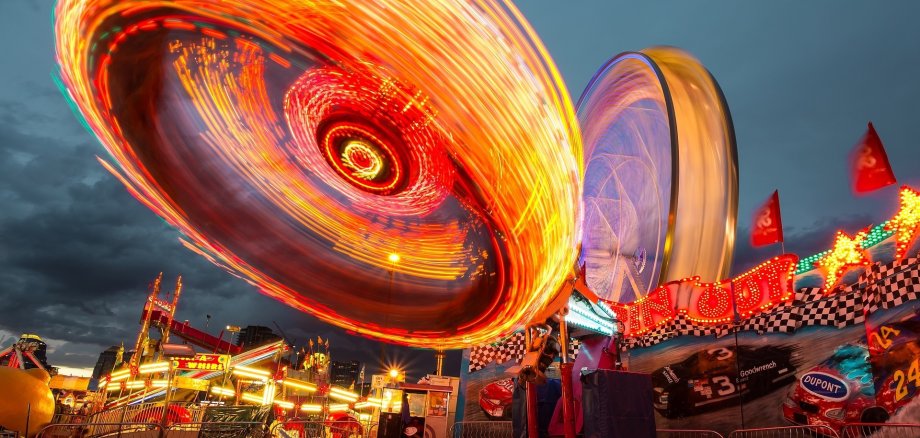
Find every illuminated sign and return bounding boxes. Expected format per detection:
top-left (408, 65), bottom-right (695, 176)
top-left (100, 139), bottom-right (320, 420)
top-left (613, 254), bottom-right (798, 336)
top-left (172, 354), bottom-right (229, 372)
top-left (174, 376), bottom-right (210, 391)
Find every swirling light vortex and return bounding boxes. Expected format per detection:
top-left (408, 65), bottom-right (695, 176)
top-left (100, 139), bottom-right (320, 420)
top-left (55, 0), bottom-right (582, 348)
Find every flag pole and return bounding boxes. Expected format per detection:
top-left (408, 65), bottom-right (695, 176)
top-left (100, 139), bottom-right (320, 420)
top-left (730, 283), bottom-right (746, 429)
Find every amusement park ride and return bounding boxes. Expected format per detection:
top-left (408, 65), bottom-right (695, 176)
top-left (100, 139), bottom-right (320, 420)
top-left (65, 273), bottom-right (462, 438)
top-left (95, 274), bottom-right (370, 429)
top-left (0, 336), bottom-right (56, 437)
top-left (42, 0), bottom-right (759, 436)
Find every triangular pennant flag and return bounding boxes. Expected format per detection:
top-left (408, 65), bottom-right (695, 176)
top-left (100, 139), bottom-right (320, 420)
top-left (850, 122), bottom-right (896, 195)
top-left (752, 190), bottom-right (784, 247)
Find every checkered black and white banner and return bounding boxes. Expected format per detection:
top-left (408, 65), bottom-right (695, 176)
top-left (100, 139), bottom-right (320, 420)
top-left (467, 255), bottom-right (919, 366)
top-left (836, 291), bottom-right (865, 328)
top-left (625, 254), bottom-right (920, 350)
top-left (878, 265), bottom-right (920, 309)
top-left (800, 297), bottom-right (839, 327)
top-left (673, 314), bottom-right (719, 337)
top-left (764, 305), bottom-right (801, 333)
top-left (794, 287), bottom-right (824, 305)
top-left (467, 332), bottom-right (582, 373)
top-left (468, 332), bottom-right (526, 373)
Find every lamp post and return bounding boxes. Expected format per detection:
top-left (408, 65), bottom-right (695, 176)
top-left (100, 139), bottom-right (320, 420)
top-left (219, 325), bottom-right (241, 402)
top-left (434, 349), bottom-right (445, 376)
top-left (380, 253), bottom-right (400, 376)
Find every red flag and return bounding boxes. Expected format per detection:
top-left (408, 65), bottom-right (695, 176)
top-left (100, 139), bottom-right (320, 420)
top-left (752, 190), bottom-right (784, 247)
top-left (850, 122), bottom-right (896, 194)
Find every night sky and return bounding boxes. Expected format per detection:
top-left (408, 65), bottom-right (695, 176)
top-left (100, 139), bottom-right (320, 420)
top-left (1, 0), bottom-right (918, 378)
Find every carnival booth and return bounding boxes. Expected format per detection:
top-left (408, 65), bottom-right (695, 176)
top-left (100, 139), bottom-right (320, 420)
top-left (377, 382), bottom-right (454, 438)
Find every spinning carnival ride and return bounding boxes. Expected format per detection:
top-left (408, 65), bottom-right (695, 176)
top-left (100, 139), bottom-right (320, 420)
top-left (578, 49), bottom-right (737, 305)
top-left (55, 0), bottom-right (581, 349)
top-left (54, 0), bottom-right (736, 361)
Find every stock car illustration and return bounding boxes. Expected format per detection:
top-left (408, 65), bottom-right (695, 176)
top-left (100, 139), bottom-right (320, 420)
top-left (479, 378), bottom-right (515, 420)
top-left (652, 345), bottom-right (797, 418)
top-left (784, 312), bottom-right (920, 433)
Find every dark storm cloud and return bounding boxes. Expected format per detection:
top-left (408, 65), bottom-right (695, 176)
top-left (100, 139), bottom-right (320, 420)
top-left (0, 110), bottom-right (222, 345)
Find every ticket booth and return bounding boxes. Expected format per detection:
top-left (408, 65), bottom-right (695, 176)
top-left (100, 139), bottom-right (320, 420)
top-left (404, 383), bottom-right (453, 438)
top-left (377, 382), bottom-right (454, 438)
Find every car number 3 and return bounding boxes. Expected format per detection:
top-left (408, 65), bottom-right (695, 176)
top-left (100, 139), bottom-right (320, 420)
top-left (711, 375), bottom-right (736, 396)
top-left (707, 348), bottom-right (734, 361)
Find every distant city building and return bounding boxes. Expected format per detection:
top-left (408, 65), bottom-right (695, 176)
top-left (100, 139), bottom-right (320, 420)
top-left (359, 381), bottom-right (373, 396)
top-left (330, 360), bottom-right (361, 389)
top-left (234, 326), bottom-right (280, 349)
top-left (92, 345), bottom-right (124, 379)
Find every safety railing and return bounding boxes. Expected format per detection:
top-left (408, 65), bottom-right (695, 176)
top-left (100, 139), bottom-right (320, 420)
top-left (166, 421), bottom-right (264, 438)
top-left (727, 425), bottom-right (839, 438)
top-left (448, 421), bottom-right (512, 438)
top-left (269, 420), bottom-right (366, 438)
top-left (87, 402), bottom-right (191, 427)
top-left (657, 429), bottom-right (725, 438)
top-left (51, 414), bottom-right (89, 425)
top-left (184, 406), bottom-right (208, 424)
top-left (839, 422), bottom-right (920, 438)
top-left (36, 422), bottom-right (163, 438)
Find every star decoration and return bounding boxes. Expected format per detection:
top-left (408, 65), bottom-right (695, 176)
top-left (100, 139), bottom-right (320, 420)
top-left (886, 186), bottom-right (920, 261)
top-left (816, 230), bottom-right (870, 289)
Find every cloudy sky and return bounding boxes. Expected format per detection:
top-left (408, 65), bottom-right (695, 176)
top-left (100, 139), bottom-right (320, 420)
top-left (1, 0), bottom-right (918, 377)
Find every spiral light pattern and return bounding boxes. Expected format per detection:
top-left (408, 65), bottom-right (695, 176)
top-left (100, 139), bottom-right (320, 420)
top-left (55, 0), bottom-right (582, 347)
top-left (577, 53), bottom-right (673, 304)
top-left (577, 48), bottom-right (738, 303)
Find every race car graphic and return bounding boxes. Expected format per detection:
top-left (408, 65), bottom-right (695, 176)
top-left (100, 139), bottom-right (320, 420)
top-left (479, 378), bottom-right (514, 420)
top-left (784, 311), bottom-right (920, 434)
top-left (652, 345), bottom-right (797, 418)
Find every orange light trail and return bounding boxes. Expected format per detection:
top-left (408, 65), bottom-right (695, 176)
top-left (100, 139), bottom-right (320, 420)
top-left (55, 0), bottom-right (582, 348)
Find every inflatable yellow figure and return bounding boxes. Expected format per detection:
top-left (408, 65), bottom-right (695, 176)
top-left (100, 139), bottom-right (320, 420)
top-left (0, 367), bottom-right (55, 437)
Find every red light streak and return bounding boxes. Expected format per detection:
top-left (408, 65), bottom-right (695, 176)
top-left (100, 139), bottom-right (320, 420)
top-left (55, 0), bottom-right (582, 348)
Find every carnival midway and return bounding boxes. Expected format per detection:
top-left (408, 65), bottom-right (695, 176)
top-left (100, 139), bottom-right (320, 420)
top-left (1, 0), bottom-right (919, 437)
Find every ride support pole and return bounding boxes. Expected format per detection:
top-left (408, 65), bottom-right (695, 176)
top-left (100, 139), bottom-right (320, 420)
top-left (525, 381), bottom-right (539, 438)
top-left (557, 314), bottom-right (576, 438)
top-left (559, 362), bottom-right (576, 438)
top-left (24, 403), bottom-right (30, 438)
top-left (524, 327), bottom-right (539, 438)
top-left (434, 349), bottom-right (445, 376)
